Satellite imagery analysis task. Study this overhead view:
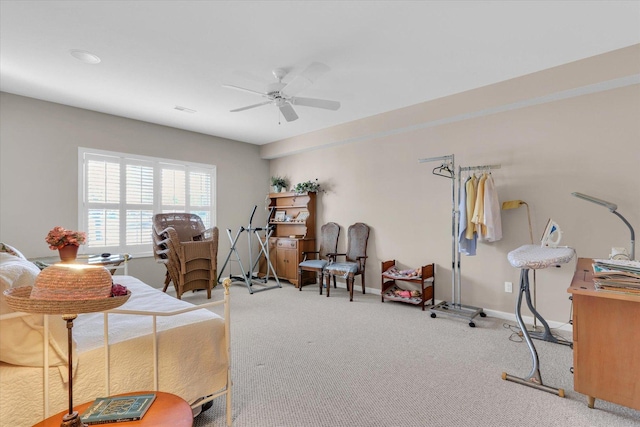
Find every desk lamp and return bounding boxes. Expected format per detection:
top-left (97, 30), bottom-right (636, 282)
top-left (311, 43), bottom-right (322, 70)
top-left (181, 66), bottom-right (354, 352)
top-left (571, 192), bottom-right (636, 260)
top-left (3, 264), bottom-right (130, 427)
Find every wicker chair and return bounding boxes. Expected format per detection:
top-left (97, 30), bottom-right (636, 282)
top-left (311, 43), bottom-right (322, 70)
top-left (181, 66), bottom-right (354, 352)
top-left (323, 223), bottom-right (370, 301)
top-left (152, 213), bottom-right (218, 299)
top-left (297, 222), bottom-right (340, 292)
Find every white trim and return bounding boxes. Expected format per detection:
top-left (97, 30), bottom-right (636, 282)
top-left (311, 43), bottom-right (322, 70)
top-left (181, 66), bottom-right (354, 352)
top-left (358, 286), bottom-right (573, 332)
top-left (481, 306), bottom-right (573, 333)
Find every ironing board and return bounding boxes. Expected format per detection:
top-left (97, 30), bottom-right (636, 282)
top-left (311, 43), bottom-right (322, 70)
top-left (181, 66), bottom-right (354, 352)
top-left (502, 244), bottom-right (575, 396)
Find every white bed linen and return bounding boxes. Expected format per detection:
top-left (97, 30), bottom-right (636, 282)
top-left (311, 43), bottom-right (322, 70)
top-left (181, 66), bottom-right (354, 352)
top-left (0, 275), bottom-right (227, 427)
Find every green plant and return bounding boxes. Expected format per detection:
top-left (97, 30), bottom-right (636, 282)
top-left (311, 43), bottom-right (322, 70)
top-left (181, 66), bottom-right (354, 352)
top-left (293, 179), bottom-right (321, 194)
top-left (270, 176), bottom-right (287, 188)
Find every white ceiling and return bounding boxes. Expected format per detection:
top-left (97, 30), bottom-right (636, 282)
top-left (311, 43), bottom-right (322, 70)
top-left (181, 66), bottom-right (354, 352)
top-left (1, 1), bottom-right (639, 146)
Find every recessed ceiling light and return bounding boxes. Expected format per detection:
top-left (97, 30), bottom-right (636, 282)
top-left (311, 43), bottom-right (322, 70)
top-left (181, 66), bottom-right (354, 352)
top-left (69, 49), bottom-right (101, 64)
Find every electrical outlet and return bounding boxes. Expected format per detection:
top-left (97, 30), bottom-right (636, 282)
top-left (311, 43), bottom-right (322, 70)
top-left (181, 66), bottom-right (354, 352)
top-left (504, 281), bottom-right (513, 293)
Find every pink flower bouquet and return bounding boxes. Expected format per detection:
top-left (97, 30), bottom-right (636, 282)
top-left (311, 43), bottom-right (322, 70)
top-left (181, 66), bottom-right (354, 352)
top-left (45, 226), bottom-right (87, 250)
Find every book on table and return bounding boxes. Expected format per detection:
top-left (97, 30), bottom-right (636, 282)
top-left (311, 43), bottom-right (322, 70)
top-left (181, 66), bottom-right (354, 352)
top-left (80, 393), bottom-right (156, 424)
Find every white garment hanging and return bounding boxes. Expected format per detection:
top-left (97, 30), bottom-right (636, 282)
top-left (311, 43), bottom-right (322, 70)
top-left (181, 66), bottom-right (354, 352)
top-left (483, 174), bottom-right (502, 242)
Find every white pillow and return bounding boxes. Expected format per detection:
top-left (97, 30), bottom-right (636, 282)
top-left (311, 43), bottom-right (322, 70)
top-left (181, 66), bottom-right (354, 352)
top-left (0, 253), bottom-right (77, 378)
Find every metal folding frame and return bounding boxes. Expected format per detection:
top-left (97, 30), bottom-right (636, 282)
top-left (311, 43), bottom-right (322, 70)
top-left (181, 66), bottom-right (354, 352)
top-left (218, 205), bottom-right (281, 293)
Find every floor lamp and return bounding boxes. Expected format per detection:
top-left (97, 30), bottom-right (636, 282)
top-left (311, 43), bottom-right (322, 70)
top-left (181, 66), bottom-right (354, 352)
top-left (3, 264), bottom-right (130, 427)
top-left (572, 192), bottom-right (636, 261)
top-left (501, 200), bottom-right (539, 329)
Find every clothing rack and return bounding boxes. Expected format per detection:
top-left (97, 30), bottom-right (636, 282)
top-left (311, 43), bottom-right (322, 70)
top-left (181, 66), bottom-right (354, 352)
top-left (419, 154), bottom-right (501, 327)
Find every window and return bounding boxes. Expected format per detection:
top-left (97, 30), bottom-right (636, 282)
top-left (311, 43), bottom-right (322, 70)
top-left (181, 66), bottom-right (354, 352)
top-left (78, 148), bottom-right (216, 256)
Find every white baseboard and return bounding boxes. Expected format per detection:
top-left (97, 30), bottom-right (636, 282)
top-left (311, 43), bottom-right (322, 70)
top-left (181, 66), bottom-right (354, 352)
top-left (480, 306), bottom-right (573, 333)
top-left (354, 284), bottom-right (573, 333)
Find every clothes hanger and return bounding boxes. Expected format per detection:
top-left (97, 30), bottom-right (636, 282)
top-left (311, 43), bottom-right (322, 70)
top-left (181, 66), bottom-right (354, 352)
top-left (432, 163), bottom-right (453, 178)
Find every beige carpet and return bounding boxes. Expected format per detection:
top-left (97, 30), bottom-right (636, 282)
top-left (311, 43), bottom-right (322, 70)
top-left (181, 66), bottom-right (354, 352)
top-left (167, 280), bottom-right (640, 427)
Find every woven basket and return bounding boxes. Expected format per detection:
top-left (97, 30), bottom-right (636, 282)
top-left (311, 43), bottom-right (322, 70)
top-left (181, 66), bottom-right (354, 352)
top-left (3, 286), bottom-right (130, 314)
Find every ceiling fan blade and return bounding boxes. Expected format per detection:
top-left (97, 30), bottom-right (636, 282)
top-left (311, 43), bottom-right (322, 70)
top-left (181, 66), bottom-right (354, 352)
top-left (230, 101), bottom-right (271, 112)
top-left (222, 84), bottom-right (268, 97)
top-left (278, 103), bottom-right (299, 122)
top-left (291, 97), bottom-right (340, 111)
top-left (281, 62), bottom-right (331, 97)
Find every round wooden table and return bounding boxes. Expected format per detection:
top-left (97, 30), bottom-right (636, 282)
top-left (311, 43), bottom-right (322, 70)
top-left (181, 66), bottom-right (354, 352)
top-left (33, 391), bottom-right (193, 427)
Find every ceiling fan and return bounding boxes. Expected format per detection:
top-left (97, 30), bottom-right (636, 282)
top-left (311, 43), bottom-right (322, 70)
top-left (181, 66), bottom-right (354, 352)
top-left (222, 62), bottom-right (340, 122)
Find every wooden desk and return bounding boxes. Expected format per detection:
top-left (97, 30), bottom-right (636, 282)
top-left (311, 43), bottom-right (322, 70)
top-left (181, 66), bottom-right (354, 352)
top-left (568, 258), bottom-right (640, 410)
top-left (33, 391), bottom-right (193, 427)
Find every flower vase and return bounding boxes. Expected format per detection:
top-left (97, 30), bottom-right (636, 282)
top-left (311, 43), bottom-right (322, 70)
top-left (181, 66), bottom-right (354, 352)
top-left (58, 245), bottom-right (78, 262)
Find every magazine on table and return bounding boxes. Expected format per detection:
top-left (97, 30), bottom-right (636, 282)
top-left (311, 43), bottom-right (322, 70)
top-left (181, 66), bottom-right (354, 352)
top-left (592, 262), bottom-right (640, 282)
top-left (80, 393), bottom-right (156, 424)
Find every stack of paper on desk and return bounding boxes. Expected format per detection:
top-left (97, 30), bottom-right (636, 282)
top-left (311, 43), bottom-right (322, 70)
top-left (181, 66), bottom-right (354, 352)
top-left (592, 259), bottom-right (640, 295)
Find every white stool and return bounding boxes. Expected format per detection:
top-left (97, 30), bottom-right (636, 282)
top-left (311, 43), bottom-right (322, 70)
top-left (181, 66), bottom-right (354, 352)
top-left (501, 244), bottom-right (575, 396)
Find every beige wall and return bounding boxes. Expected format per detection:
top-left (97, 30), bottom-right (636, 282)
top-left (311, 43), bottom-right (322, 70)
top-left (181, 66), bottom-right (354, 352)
top-left (264, 46), bottom-right (640, 324)
top-left (0, 93), bottom-right (269, 286)
top-left (1, 46), bottom-right (638, 324)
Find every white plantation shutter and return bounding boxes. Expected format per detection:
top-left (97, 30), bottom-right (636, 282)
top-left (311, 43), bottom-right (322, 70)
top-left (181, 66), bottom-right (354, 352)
top-left (189, 170), bottom-right (212, 227)
top-left (86, 156), bottom-right (121, 248)
top-left (125, 162), bottom-right (154, 246)
top-left (161, 167), bottom-right (186, 207)
top-left (190, 171), bottom-right (211, 206)
top-left (79, 148), bottom-right (216, 256)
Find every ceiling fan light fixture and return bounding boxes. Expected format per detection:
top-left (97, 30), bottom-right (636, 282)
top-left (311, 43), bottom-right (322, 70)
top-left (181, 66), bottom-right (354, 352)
top-left (69, 49), bottom-right (101, 64)
top-left (272, 68), bottom-right (286, 81)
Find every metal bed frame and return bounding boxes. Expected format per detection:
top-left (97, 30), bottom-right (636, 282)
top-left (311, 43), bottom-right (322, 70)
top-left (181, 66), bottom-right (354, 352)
top-left (0, 279), bottom-right (233, 426)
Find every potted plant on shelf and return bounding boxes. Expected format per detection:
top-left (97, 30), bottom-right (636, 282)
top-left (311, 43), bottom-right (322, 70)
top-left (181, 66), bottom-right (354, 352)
top-left (271, 176), bottom-right (288, 193)
top-left (293, 179), bottom-right (322, 194)
top-left (45, 226), bottom-right (87, 262)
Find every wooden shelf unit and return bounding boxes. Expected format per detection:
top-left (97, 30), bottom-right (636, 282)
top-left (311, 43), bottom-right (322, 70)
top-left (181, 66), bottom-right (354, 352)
top-left (381, 260), bottom-right (435, 311)
top-left (261, 192), bottom-right (317, 287)
top-left (268, 191), bottom-right (316, 238)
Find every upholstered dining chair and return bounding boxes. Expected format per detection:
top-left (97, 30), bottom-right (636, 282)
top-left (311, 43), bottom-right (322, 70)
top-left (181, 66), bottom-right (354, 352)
top-left (323, 222), bottom-right (370, 301)
top-left (152, 213), bottom-right (218, 299)
top-left (297, 222), bottom-right (340, 292)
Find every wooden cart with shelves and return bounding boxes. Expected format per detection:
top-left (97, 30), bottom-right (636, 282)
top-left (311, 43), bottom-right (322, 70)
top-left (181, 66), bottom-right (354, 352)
top-left (381, 260), bottom-right (435, 311)
top-left (259, 192), bottom-right (317, 287)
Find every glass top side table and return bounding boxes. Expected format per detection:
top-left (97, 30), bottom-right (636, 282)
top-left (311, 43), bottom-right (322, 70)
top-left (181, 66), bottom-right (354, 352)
top-left (30, 253), bottom-right (131, 275)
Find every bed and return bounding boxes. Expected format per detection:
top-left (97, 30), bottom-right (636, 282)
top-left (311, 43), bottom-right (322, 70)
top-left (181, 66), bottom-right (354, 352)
top-left (0, 251), bottom-right (231, 427)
